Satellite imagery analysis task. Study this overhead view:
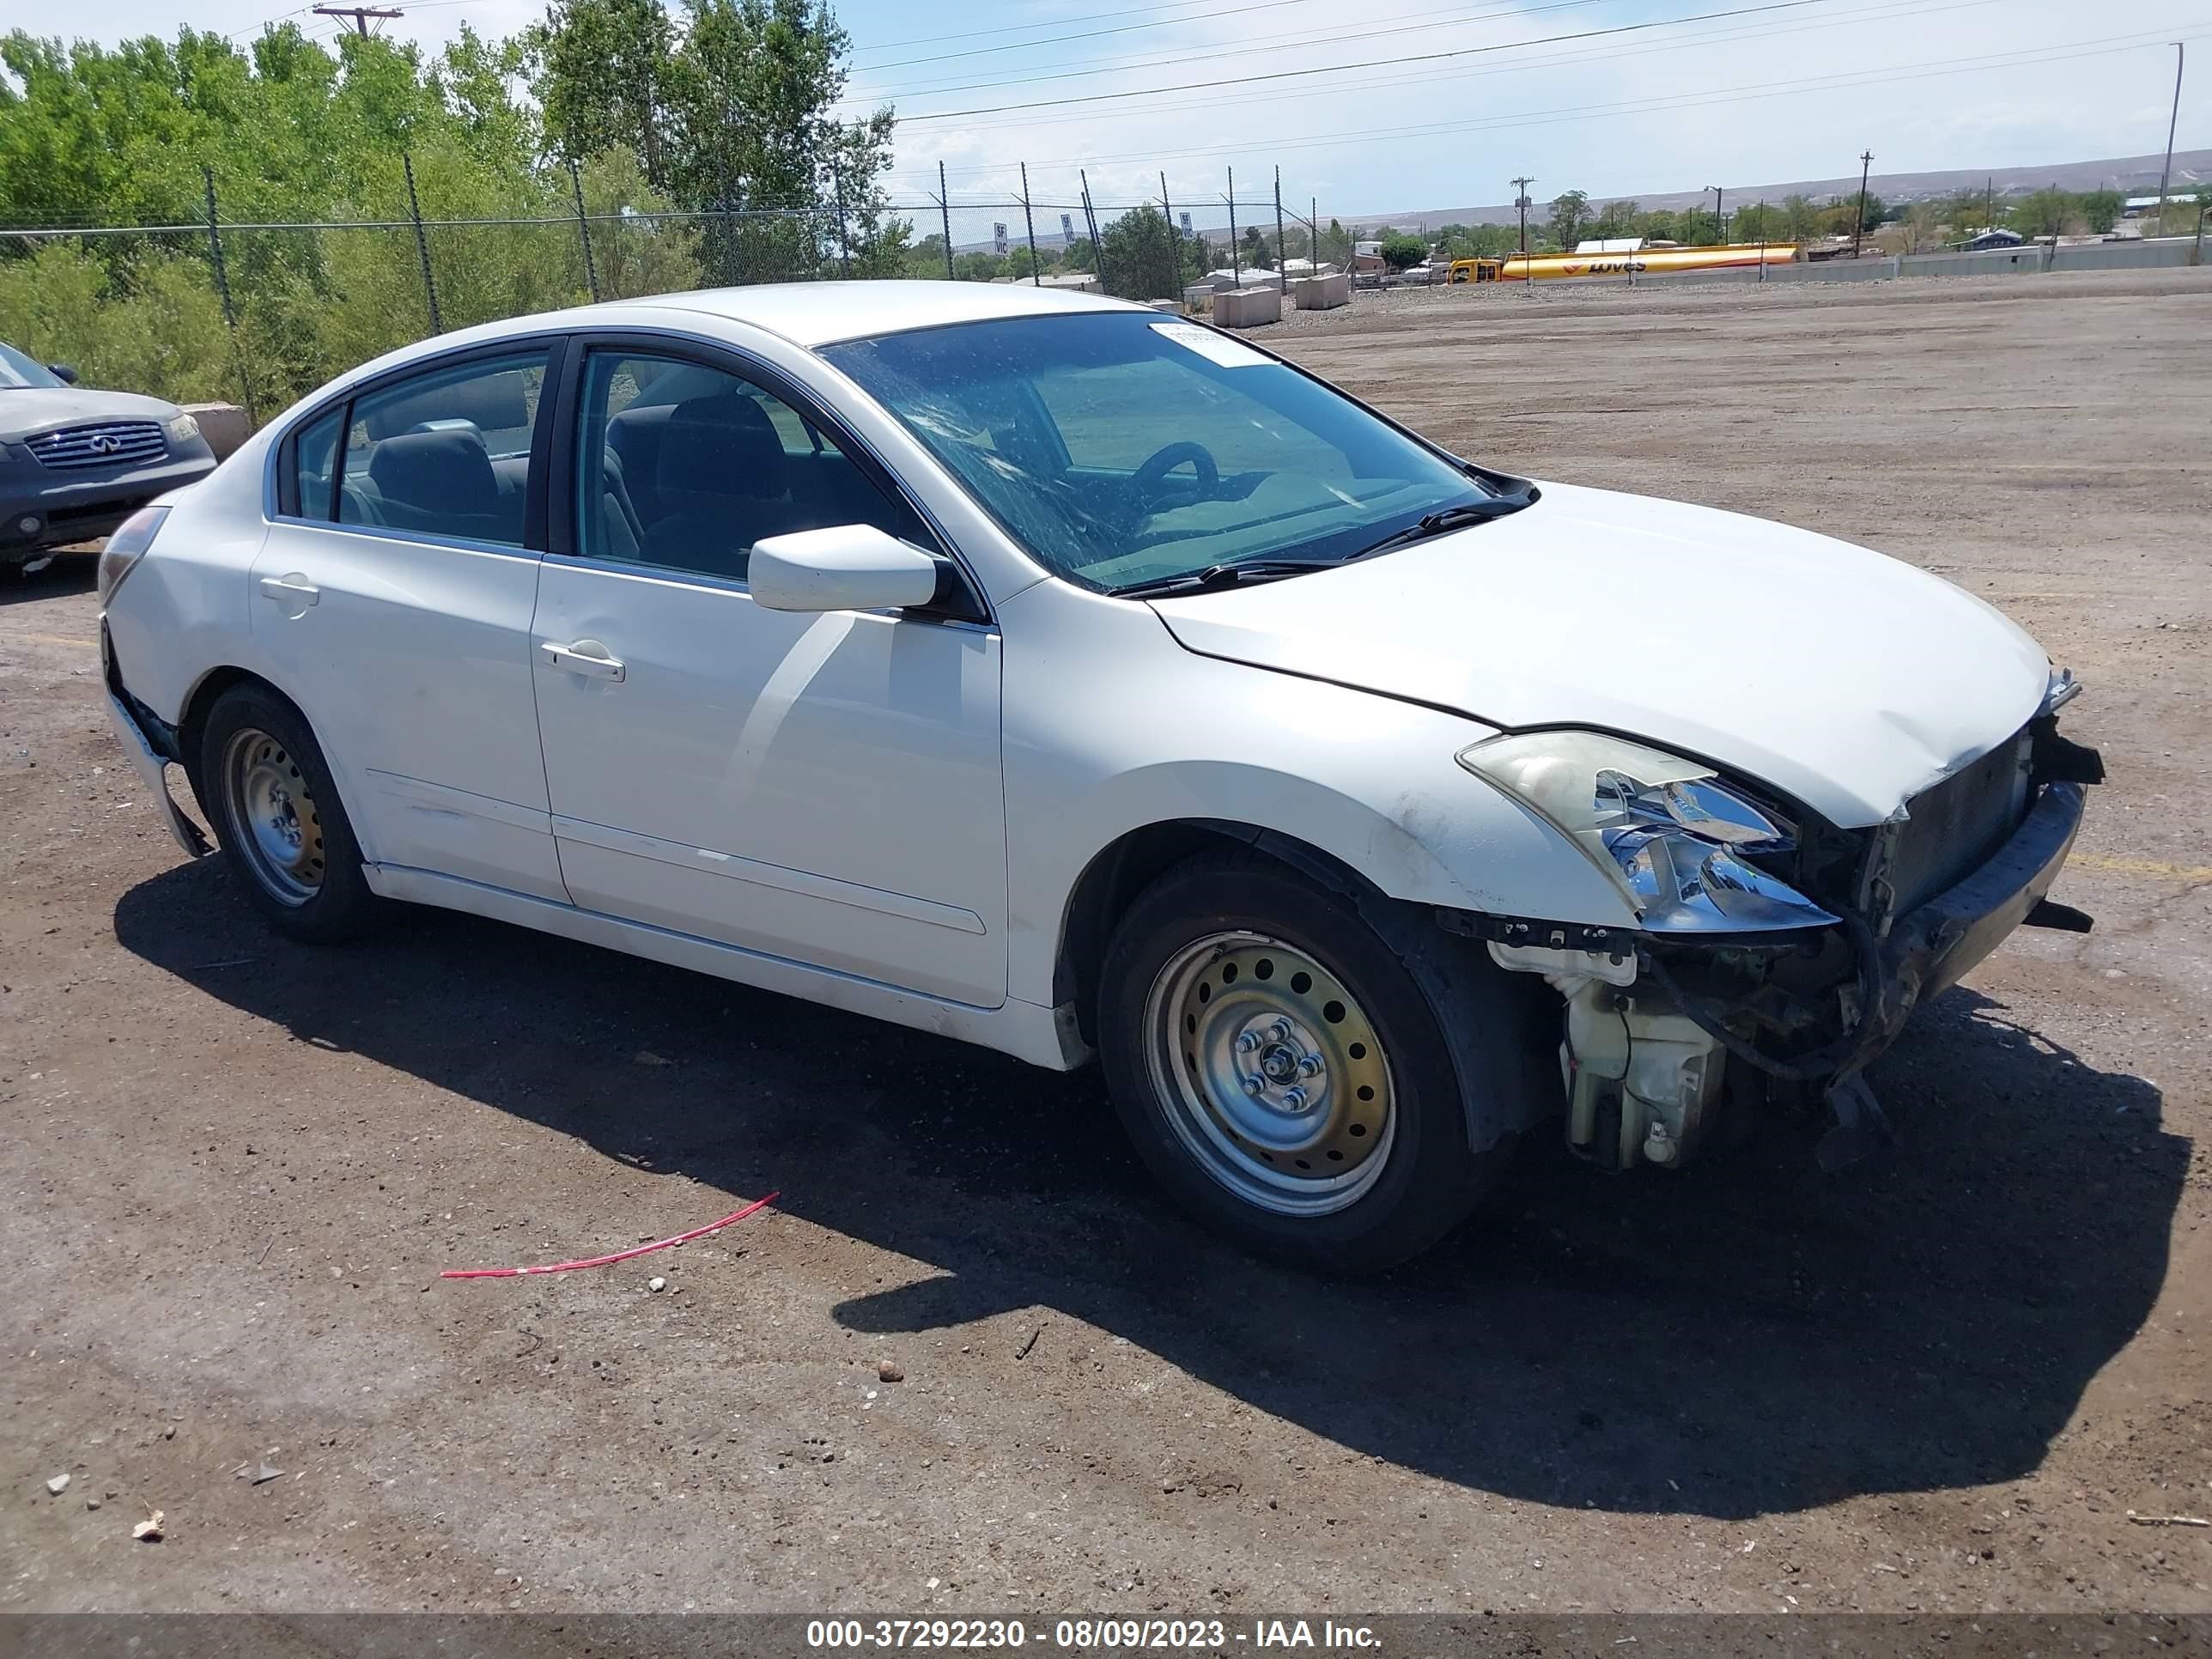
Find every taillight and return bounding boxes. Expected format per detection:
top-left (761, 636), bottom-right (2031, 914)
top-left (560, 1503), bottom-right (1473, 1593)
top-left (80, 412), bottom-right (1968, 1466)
top-left (98, 505), bottom-right (168, 608)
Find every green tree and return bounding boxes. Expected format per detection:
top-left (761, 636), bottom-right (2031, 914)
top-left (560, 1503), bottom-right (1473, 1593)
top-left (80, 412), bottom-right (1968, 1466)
top-left (1547, 188), bottom-right (1589, 249)
top-left (1587, 198), bottom-right (1639, 240)
top-left (2010, 186), bottom-right (2073, 239)
top-left (1097, 204), bottom-right (1202, 300)
top-left (0, 0), bottom-right (906, 409)
top-left (1730, 202), bottom-right (1778, 241)
top-left (2078, 188), bottom-right (2123, 234)
top-left (1239, 223), bottom-right (1274, 270)
top-left (1376, 229), bottom-right (1427, 270)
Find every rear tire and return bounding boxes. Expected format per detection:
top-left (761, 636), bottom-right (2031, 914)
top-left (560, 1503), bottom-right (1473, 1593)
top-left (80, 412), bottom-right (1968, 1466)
top-left (1097, 850), bottom-right (1513, 1273)
top-left (198, 684), bottom-right (381, 944)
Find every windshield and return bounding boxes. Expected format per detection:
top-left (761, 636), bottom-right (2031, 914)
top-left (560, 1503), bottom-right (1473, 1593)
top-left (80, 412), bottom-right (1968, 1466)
top-left (821, 312), bottom-right (1498, 592)
top-left (0, 343), bottom-right (64, 390)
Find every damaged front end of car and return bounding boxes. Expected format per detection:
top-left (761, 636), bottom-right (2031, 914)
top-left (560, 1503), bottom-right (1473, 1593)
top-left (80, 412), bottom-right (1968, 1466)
top-left (1439, 672), bottom-right (2102, 1172)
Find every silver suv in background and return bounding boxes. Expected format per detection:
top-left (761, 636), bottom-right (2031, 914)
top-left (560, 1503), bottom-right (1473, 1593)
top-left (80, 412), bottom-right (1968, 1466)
top-left (0, 343), bottom-right (216, 570)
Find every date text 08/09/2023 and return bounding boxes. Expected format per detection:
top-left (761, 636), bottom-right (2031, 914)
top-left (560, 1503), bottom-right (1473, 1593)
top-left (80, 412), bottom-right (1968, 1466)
top-left (805, 1619), bottom-right (1382, 1650)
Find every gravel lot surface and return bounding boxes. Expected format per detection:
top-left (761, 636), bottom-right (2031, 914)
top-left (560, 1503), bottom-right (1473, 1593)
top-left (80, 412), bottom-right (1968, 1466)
top-left (3, 266), bottom-right (2209, 1617)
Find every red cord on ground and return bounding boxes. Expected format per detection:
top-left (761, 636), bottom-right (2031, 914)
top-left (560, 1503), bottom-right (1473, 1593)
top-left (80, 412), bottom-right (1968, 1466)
top-left (440, 1192), bottom-right (780, 1279)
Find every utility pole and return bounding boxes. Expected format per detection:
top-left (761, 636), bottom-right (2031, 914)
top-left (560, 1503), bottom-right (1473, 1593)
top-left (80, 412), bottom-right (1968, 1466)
top-left (1709, 185), bottom-right (1724, 244)
top-left (1510, 175), bottom-right (1534, 256)
top-left (1852, 150), bottom-right (1874, 258)
top-left (939, 160), bottom-right (954, 281)
top-left (2156, 43), bottom-right (2185, 234)
top-left (311, 4), bottom-right (402, 33)
top-left (1018, 161), bottom-right (1040, 287)
top-left (1227, 166), bottom-right (1239, 283)
top-left (1162, 172), bottom-right (1183, 304)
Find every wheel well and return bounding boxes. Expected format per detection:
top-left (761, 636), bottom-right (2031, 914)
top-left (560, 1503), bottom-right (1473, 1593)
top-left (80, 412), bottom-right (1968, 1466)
top-left (1054, 820), bottom-right (1381, 1045)
top-left (175, 666), bottom-right (295, 807)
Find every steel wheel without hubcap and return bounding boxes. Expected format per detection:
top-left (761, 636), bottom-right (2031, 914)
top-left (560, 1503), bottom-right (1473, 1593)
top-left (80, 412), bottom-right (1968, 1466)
top-left (221, 726), bottom-right (326, 906)
top-left (1143, 930), bottom-right (1397, 1217)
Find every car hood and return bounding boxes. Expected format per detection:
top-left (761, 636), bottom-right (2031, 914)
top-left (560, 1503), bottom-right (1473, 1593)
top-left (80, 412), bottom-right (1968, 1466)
top-left (1147, 482), bottom-right (2051, 828)
top-left (0, 388), bottom-right (179, 443)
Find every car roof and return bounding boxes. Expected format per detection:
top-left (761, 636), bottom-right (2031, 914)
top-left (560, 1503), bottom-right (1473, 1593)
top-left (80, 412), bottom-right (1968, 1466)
top-left (632, 279), bottom-right (1146, 348)
top-left (295, 281), bottom-right (1158, 415)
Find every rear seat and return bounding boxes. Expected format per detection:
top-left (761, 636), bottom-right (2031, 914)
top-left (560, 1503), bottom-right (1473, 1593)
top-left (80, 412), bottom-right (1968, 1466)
top-left (355, 430), bottom-right (525, 545)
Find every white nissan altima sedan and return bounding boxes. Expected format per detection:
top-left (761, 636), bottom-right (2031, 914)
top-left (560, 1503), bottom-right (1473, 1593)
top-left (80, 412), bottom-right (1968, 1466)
top-left (100, 281), bottom-right (2100, 1271)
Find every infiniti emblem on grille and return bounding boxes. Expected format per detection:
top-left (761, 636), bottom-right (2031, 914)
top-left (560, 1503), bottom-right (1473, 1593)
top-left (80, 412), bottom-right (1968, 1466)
top-left (88, 433), bottom-right (122, 454)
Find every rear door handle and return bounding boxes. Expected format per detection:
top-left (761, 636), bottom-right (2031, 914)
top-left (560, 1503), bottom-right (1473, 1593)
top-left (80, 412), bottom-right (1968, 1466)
top-left (258, 574), bottom-right (319, 606)
top-left (541, 639), bottom-right (625, 682)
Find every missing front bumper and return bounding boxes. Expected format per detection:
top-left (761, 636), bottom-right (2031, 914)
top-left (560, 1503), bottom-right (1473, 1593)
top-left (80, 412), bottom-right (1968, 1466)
top-left (1456, 778), bottom-right (2090, 1169)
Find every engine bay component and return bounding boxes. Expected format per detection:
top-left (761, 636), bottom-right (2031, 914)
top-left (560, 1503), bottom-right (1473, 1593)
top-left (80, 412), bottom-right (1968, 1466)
top-left (1557, 976), bottom-right (1727, 1170)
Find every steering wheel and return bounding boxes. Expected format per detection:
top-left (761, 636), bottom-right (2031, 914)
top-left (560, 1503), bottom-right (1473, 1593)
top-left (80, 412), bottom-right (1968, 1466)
top-left (1130, 441), bottom-right (1219, 503)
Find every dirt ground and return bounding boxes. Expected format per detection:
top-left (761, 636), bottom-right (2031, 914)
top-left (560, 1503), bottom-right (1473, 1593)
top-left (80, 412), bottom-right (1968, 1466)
top-left (3, 266), bottom-right (2209, 1618)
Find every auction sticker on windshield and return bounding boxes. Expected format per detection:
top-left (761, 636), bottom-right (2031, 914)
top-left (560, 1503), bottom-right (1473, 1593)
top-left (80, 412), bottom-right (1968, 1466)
top-left (1150, 321), bottom-right (1271, 368)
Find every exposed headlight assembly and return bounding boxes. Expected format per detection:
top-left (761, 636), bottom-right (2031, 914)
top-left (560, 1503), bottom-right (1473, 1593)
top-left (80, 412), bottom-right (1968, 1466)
top-left (163, 411), bottom-right (201, 444)
top-left (1457, 732), bottom-right (1838, 933)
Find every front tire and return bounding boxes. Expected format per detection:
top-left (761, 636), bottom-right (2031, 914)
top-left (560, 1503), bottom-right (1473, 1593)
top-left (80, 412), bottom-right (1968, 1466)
top-left (1097, 851), bottom-right (1510, 1273)
top-left (198, 684), bottom-right (380, 943)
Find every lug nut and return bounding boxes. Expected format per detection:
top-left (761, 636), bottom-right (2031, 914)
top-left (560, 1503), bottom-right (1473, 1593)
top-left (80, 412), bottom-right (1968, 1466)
top-left (1241, 1074), bottom-right (1265, 1096)
top-left (1297, 1054), bottom-right (1322, 1078)
top-left (1269, 1018), bottom-right (1294, 1042)
top-left (1236, 1031), bottom-right (1260, 1053)
top-left (1282, 1086), bottom-right (1309, 1111)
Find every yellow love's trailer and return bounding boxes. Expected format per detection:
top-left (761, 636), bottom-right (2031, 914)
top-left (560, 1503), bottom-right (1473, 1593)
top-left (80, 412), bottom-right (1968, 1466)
top-left (1450, 243), bottom-right (1802, 283)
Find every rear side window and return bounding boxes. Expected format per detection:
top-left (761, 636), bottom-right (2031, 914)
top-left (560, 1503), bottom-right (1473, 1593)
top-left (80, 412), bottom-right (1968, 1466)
top-left (291, 405), bottom-right (344, 520)
top-left (334, 351), bottom-right (549, 548)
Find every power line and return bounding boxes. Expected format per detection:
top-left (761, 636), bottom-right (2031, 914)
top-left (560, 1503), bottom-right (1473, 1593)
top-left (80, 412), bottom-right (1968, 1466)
top-left (843, 0), bottom-right (1603, 106)
top-left (899, 26), bottom-right (2205, 181)
top-left (852, 0), bottom-right (1318, 57)
top-left (854, 0), bottom-right (1581, 78)
top-left (896, 0), bottom-right (1826, 123)
top-left (884, 0), bottom-right (2072, 155)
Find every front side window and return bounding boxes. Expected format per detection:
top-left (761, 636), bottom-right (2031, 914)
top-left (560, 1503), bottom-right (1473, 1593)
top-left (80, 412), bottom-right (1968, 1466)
top-left (572, 349), bottom-right (927, 582)
top-left (821, 313), bottom-right (1498, 592)
top-left (336, 350), bottom-right (549, 547)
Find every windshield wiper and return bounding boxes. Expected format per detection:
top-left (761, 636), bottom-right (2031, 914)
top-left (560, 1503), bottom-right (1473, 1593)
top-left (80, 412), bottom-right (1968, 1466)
top-left (1345, 492), bottom-right (1534, 562)
top-left (1109, 558), bottom-right (1344, 599)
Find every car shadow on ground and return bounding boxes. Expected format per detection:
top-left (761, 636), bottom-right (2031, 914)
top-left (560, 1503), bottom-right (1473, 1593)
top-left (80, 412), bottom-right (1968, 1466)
top-left (3, 548), bottom-right (97, 605)
top-left (116, 855), bottom-right (2183, 1521)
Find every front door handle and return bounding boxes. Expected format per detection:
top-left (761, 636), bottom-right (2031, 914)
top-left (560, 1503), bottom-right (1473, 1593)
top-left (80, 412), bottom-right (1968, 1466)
top-left (541, 639), bottom-right (625, 682)
top-left (258, 574), bottom-right (319, 606)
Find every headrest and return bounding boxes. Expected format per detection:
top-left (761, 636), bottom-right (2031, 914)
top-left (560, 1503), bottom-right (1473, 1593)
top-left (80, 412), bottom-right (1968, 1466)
top-left (656, 393), bottom-right (787, 501)
top-left (366, 368), bottom-right (532, 440)
top-left (368, 428), bottom-right (499, 512)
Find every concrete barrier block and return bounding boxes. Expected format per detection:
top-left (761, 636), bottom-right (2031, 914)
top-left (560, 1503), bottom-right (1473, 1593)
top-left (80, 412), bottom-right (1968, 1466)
top-left (1212, 286), bottom-right (1283, 329)
top-left (1291, 273), bottom-right (1352, 310)
top-left (184, 402), bottom-right (251, 461)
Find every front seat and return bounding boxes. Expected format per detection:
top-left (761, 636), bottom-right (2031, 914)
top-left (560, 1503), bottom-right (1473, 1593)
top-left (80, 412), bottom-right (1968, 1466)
top-left (636, 394), bottom-right (805, 580)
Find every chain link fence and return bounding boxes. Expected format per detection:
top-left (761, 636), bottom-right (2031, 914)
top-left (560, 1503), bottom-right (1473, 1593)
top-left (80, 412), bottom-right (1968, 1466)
top-left (0, 158), bottom-right (1331, 425)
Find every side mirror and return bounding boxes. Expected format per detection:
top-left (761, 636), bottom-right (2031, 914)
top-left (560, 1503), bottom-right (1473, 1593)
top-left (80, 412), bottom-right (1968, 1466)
top-left (749, 524), bottom-right (944, 614)
top-left (48, 363), bottom-right (78, 386)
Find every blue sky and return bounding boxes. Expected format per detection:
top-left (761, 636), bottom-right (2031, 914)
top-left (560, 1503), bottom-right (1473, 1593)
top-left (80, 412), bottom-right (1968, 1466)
top-left (22, 0), bottom-right (2212, 224)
